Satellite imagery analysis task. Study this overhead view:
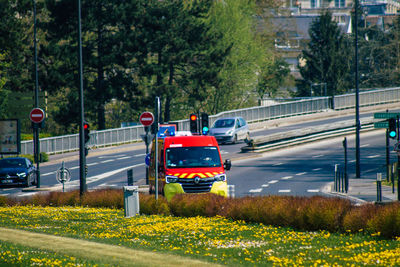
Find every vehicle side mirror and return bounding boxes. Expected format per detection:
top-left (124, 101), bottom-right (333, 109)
top-left (224, 159), bottom-right (231, 171)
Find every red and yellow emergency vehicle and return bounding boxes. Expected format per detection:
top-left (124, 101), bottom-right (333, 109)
top-left (148, 135), bottom-right (231, 201)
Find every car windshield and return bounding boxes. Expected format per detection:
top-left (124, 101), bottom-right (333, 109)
top-left (165, 147), bottom-right (221, 168)
top-left (213, 119), bottom-right (234, 128)
top-left (0, 158), bottom-right (27, 168)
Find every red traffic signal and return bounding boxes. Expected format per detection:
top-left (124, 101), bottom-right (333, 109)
top-left (189, 114), bottom-right (198, 133)
top-left (84, 122), bottom-right (90, 143)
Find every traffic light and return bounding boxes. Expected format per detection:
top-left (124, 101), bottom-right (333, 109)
top-left (388, 118), bottom-right (397, 139)
top-left (84, 122), bottom-right (90, 144)
top-left (201, 113), bottom-right (209, 135)
top-left (190, 114), bottom-right (198, 133)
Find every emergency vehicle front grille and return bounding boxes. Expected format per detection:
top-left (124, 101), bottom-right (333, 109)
top-left (178, 177), bottom-right (214, 193)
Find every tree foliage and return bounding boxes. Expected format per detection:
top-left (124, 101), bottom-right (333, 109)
top-left (298, 11), bottom-right (351, 96)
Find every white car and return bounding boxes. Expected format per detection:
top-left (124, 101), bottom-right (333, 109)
top-left (209, 117), bottom-right (250, 144)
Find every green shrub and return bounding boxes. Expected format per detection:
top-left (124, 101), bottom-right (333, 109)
top-left (81, 189), bottom-right (123, 209)
top-left (20, 152), bottom-right (48, 163)
top-left (169, 193), bottom-right (227, 217)
top-left (343, 204), bottom-right (379, 233)
top-left (368, 203), bottom-right (400, 238)
top-left (139, 194), bottom-right (170, 215)
top-left (302, 196), bottom-right (352, 232)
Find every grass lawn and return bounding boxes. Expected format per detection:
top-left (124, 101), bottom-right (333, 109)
top-left (0, 205), bottom-right (399, 266)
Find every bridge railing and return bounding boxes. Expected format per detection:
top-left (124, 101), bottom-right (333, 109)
top-left (21, 87), bottom-right (400, 155)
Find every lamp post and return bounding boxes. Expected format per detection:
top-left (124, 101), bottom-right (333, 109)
top-left (32, 0), bottom-right (41, 187)
top-left (78, 0), bottom-right (87, 196)
top-left (355, 0), bottom-right (361, 178)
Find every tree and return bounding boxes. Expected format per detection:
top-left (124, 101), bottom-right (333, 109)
top-left (43, 0), bottom-right (138, 130)
top-left (192, 0), bottom-right (275, 114)
top-left (256, 57), bottom-right (290, 100)
top-left (298, 11), bottom-right (351, 96)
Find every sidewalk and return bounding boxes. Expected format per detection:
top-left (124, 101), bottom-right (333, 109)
top-left (327, 178), bottom-right (398, 204)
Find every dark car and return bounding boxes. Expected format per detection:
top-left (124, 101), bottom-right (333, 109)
top-left (0, 157), bottom-right (37, 187)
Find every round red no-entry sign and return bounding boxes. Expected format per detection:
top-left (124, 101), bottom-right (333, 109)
top-left (29, 108), bottom-right (45, 123)
top-left (139, 112), bottom-right (154, 126)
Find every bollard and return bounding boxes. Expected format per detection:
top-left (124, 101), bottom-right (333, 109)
top-left (377, 173), bottom-right (382, 203)
top-left (123, 186), bottom-right (139, 218)
top-left (127, 169), bottom-right (133, 186)
top-left (227, 184), bottom-right (235, 198)
top-left (334, 164), bottom-right (338, 192)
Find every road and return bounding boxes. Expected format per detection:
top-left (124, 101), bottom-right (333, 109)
top-left (0, 107), bottom-right (396, 200)
top-left (229, 129), bottom-right (395, 199)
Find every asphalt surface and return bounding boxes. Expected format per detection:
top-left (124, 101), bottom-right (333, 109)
top-left (41, 102), bottom-right (400, 204)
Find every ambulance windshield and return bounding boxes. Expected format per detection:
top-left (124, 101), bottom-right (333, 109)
top-left (166, 146), bottom-right (221, 168)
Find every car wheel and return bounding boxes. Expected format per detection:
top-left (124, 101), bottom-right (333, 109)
top-left (32, 172), bottom-right (37, 185)
top-left (25, 174), bottom-right (32, 187)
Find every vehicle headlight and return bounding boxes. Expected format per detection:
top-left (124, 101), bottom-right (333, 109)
top-left (226, 129), bottom-right (233, 135)
top-left (166, 175), bottom-right (178, 183)
top-left (214, 174), bottom-right (226, 182)
top-left (17, 172), bottom-right (27, 178)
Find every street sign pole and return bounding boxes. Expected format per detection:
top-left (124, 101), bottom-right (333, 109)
top-left (154, 97), bottom-right (160, 201)
top-left (30, 108), bottom-right (44, 188)
top-left (139, 112), bottom-right (154, 186)
top-left (145, 126), bottom-right (150, 185)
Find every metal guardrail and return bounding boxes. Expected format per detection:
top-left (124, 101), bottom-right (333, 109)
top-left (21, 87), bottom-right (400, 155)
top-left (241, 118), bottom-right (375, 152)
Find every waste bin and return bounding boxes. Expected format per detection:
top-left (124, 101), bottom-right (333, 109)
top-left (123, 186), bottom-right (139, 218)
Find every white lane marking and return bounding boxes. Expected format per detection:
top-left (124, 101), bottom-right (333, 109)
top-left (296, 172), bottom-right (307, 176)
top-left (312, 155), bottom-right (324, 158)
top-left (70, 166), bottom-right (79, 170)
top-left (281, 176), bottom-right (293, 180)
top-left (273, 162), bottom-right (283, 166)
top-left (0, 193), bottom-right (9, 196)
top-left (268, 180), bottom-right (279, 184)
top-left (349, 160), bottom-right (356, 163)
top-left (367, 154), bottom-right (380, 159)
top-left (261, 184), bottom-right (269, 188)
top-left (361, 144), bottom-right (370, 148)
top-left (42, 172), bottom-right (56, 176)
top-left (87, 162), bottom-right (99, 166)
top-left (279, 189), bottom-right (291, 193)
top-left (249, 188), bottom-right (262, 193)
top-left (312, 168), bottom-right (322, 171)
top-left (134, 154), bottom-right (146, 157)
top-left (99, 154), bottom-right (127, 159)
top-left (52, 163), bottom-right (146, 189)
top-left (307, 189), bottom-right (320, 193)
top-left (101, 159), bottom-right (115, 163)
top-left (117, 156), bottom-right (132, 160)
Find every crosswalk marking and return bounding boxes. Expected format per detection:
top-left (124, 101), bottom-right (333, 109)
top-left (281, 176), bottom-right (293, 180)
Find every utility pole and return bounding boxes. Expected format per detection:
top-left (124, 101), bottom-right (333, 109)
top-left (355, 0), bottom-right (361, 178)
top-left (32, 0), bottom-right (41, 188)
top-left (78, 0), bottom-right (87, 196)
